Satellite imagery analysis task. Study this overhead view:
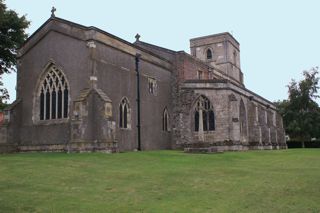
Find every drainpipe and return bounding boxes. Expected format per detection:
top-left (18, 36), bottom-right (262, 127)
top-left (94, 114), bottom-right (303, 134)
top-left (135, 53), bottom-right (142, 151)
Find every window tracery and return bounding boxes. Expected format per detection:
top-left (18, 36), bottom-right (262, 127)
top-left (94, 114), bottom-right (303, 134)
top-left (194, 96), bottom-right (215, 132)
top-left (39, 66), bottom-right (69, 120)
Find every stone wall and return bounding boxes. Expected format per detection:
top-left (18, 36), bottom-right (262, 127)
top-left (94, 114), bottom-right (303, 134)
top-left (4, 18), bottom-right (173, 153)
top-left (173, 80), bottom-right (287, 151)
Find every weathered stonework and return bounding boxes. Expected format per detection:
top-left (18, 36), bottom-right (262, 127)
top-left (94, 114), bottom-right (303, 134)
top-left (0, 16), bottom-right (286, 153)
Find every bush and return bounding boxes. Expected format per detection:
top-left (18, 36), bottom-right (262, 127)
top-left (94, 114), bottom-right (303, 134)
top-left (287, 140), bottom-right (320, 148)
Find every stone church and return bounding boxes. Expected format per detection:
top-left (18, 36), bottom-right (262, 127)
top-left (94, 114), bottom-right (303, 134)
top-left (0, 13), bottom-right (287, 153)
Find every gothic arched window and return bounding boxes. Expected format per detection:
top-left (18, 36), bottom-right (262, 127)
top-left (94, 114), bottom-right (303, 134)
top-left (239, 99), bottom-right (247, 137)
top-left (162, 108), bottom-right (169, 131)
top-left (119, 97), bottom-right (131, 129)
top-left (194, 96), bottom-right (215, 132)
top-left (39, 66), bottom-right (69, 120)
top-left (206, 49), bottom-right (212, 60)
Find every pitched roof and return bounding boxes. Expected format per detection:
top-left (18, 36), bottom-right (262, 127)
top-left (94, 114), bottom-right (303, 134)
top-left (75, 88), bottom-right (111, 103)
top-left (18, 16), bottom-right (173, 70)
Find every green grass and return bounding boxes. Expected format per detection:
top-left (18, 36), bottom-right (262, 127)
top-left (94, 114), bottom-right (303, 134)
top-left (0, 149), bottom-right (319, 213)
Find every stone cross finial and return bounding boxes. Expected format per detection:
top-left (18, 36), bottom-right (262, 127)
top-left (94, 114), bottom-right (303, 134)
top-left (135, 33), bottom-right (140, 42)
top-left (90, 76), bottom-right (98, 89)
top-left (51, 6), bottom-right (56, 17)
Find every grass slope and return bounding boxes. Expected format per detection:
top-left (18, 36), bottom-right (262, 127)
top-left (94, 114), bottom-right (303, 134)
top-left (0, 149), bottom-right (319, 213)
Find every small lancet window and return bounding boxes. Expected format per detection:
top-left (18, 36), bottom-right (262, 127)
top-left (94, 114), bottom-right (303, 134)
top-left (38, 65), bottom-right (69, 121)
top-left (206, 49), bottom-right (212, 60)
top-left (162, 108), bottom-right (169, 131)
top-left (148, 77), bottom-right (157, 95)
top-left (119, 97), bottom-right (131, 129)
top-left (194, 96), bottom-right (215, 132)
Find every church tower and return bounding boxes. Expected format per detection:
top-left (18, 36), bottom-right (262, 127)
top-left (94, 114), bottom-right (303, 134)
top-left (190, 32), bottom-right (244, 86)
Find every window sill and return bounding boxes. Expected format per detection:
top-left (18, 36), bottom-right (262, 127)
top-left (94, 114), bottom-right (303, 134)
top-left (194, 131), bottom-right (215, 134)
top-left (206, 59), bottom-right (216, 63)
top-left (119, 128), bottom-right (131, 131)
top-left (34, 118), bottom-right (69, 125)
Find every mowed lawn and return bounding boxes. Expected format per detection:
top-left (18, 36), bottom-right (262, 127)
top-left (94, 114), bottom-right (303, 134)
top-left (0, 149), bottom-right (319, 213)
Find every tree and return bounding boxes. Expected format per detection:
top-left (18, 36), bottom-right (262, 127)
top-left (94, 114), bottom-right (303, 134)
top-left (0, 100), bottom-right (8, 111)
top-left (0, 0), bottom-right (29, 104)
top-left (275, 67), bottom-right (320, 145)
top-left (0, 75), bottom-right (8, 110)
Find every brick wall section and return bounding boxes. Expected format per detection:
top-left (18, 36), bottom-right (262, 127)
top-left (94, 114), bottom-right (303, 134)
top-left (175, 52), bottom-right (210, 81)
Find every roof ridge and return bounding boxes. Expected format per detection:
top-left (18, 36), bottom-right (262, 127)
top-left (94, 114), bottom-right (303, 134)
top-left (19, 16), bottom-right (173, 66)
top-left (135, 40), bottom-right (177, 54)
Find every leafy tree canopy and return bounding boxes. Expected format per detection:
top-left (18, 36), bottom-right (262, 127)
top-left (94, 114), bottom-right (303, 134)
top-left (0, 99), bottom-right (8, 111)
top-left (0, 0), bottom-right (29, 104)
top-left (275, 67), bottom-right (320, 141)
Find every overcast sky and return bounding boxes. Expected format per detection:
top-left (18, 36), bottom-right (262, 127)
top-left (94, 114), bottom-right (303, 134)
top-left (3, 0), bottom-right (320, 103)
